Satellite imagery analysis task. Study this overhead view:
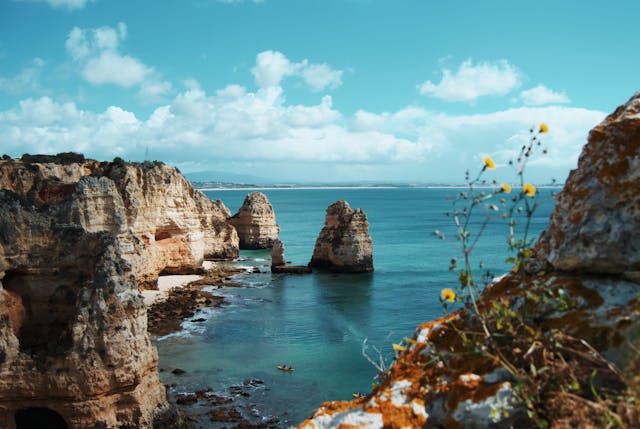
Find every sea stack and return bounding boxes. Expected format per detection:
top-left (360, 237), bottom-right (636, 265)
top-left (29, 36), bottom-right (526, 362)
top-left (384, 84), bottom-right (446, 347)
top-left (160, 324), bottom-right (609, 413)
top-left (271, 239), bottom-right (312, 274)
top-left (0, 155), bottom-right (199, 427)
top-left (229, 192), bottom-right (280, 249)
top-left (309, 200), bottom-right (374, 273)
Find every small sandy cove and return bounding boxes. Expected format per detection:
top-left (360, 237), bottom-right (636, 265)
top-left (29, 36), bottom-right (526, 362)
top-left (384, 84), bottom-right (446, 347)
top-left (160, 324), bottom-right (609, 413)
top-left (140, 261), bottom-right (224, 306)
top-left (141, 274), bottom-right (202, 306)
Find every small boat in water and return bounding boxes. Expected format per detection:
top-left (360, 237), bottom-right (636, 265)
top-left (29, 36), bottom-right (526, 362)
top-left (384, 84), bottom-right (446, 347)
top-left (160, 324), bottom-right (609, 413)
top-left (277, 365), bottom-right (295, 372)
top-left (352, 392), bottom-right (367, 398)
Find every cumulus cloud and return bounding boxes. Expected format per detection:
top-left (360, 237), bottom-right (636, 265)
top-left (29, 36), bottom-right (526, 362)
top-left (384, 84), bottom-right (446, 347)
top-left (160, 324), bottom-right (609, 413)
top-left (82, 52), bottom-right (151, 87)
top-left (22, 0), bottom-right (94, 11)
top-left (520, 85), bottom-right (570, 106)
top-left (251, 50), bottom-right (343, 92)
top-left (65, 23), bottom-right (163, 94)
top-left (0, 80), bottom-right (606, 183)
top-left (418, 59), bottom-right (521, 102)
top-left (0, 58), bottom-right (45, 95)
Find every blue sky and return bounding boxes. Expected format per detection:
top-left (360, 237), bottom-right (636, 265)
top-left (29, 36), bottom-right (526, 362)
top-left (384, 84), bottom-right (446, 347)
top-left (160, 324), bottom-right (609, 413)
top-left (1, 0), bottom-right (638, 183)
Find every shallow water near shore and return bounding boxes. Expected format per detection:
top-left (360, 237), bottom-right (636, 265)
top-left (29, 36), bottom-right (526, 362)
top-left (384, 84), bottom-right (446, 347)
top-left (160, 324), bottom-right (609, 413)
top-left (155, 188), bottom-right (556, 426)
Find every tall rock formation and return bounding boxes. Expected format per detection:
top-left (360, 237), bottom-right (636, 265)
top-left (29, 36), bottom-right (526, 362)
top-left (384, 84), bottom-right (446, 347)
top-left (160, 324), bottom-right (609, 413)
top-left (309, 200), bottom-right (374, 273)
top-left (299, 93), bottom-right (640, 428)
top-left (228, 192), bottom-right (280, 249)
top-left (0, 157), bottom-right (239, 289)
top-left (0, 155), bottom-right (239, 428)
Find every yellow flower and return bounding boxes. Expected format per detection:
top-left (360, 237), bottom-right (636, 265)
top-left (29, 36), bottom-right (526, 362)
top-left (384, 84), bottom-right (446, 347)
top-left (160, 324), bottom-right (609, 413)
top-left (440, 288), bottom-right (457, 303)
top-left (500, 183), bottom-right (511, 194)
top-left (523, 183), bottom-right (536, 197)
top-left (392, 343), bottom-right (407, 352)
top-left (483, 156), bottom-right (496, 170)
top-left (539, 123), bottom-right (549, 134)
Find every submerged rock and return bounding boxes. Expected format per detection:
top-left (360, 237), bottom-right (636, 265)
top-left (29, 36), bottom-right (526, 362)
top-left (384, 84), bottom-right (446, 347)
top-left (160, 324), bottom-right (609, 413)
top-left (299, 93), bottom-right (640, 428)
top-left (229, 192), bottom-right (280, 249)
top-left (308, 200), bottom-right (373, 273)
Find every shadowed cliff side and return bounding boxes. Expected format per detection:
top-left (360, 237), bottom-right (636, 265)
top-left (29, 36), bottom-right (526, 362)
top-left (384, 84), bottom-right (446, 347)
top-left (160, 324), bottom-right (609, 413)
top-left (299, 93), bottom-right (640, 428)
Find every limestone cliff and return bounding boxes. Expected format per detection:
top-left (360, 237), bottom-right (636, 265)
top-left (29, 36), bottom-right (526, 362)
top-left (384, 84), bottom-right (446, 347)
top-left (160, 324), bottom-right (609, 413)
top-left (0, 157), bottom-right (239, 289)
top-left (228, 192), bottom-right (279, 249)
top-left (308, 200), bottom-right (374, 273)
top-left (0, 196), bottom-right (181, 428)
top-left (299, 93), bottom-right (640, 428)
top-left (0, 155), bottom-right (240, 428)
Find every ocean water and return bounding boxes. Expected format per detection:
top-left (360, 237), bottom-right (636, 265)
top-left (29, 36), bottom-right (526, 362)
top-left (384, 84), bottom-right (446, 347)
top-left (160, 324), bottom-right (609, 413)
top-left (155, 188), bottom-right (556, 426)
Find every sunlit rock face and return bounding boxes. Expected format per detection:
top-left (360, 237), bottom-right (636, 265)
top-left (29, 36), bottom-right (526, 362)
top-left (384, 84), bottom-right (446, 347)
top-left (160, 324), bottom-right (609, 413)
top-left (0, 154), bottom-right (241, 428)
top-left (0, 157), bottom-right (239, 290)
top-left (0, 196), bottom-right (180, 428)
top-left (229, 192), bottom-right (280, 249)
top-left (299, 93), bottom-right (640, 428)
top-left (538, 92), bottom-right (640, 275)
top-left (308, 200), bottom-right (374, 273)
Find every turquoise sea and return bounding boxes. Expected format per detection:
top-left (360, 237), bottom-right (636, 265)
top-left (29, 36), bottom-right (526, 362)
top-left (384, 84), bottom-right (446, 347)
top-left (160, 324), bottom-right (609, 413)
top-left (155, 187), bottom-right (556, 427)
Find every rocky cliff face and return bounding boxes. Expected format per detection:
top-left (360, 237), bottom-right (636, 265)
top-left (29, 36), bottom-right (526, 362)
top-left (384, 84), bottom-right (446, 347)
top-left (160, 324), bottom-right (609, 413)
top-left (228, 192), bottom-right (279, 249)
top-left (299, 93), bottom-right (640, 428)
top-left (0, 155), bottom-right (239, 428)
top-left (0, 197), bottom-right (180, 428)
top-left (0, 158), bottom-right (239, 289)
top-left (308, 200), bottom-right (374, 273)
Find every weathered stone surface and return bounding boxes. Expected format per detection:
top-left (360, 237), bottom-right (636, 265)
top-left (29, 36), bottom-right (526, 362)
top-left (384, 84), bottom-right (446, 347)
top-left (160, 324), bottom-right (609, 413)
top-left (308, 200), bottom-right (373, 273)
top-left (299, 94), bottom-right (640, 428)
top-left (0, 157), bottom-right (239, 289)
top-left (0, 202), bottom-right (183, 428)
top-left (270, 239), bottom-right (312, 274)
top-left (229, 192), bottom-right (279, 249)
top-left (0, 155), bottom-right (242, 428)
top-left (270, 239), bottom-right (285, 268)
top-left (539, 92), bottom-right (640, 274)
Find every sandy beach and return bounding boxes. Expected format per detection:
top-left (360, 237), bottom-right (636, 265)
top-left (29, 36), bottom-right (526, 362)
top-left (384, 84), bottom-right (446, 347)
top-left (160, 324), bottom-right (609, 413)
top-left (142, 274), bottom-right (203, 306)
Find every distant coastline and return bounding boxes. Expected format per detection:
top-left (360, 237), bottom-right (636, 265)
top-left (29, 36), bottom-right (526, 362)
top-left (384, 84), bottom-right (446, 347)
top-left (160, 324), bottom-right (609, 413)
top-left (192, 182), bottom-right (565, 191)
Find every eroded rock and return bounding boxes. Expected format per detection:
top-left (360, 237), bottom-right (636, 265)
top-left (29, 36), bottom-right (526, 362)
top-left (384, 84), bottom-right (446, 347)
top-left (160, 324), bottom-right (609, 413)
top-left (0, 157), bottom-right (239, 290)
top-left (229, 192), bottom-right (279, 249)
top-left (308, 200), bottom-right (373, 273)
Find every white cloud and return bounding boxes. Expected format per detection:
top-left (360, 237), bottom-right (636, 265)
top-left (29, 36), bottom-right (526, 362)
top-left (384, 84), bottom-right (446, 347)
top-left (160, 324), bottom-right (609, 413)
top-left (0, 82), bottom-right (606, 183)
top-left (418, 59), bottom-right (521, 102)
top-left (0, 58), bottom-right (45, 95)
top-left (24, 0), bottom-right (94, 11)
top-left (520, 85), bottom-right (570, 106)
top-left (302, 63), bottom-right (343, 92)
top-left (251, 51), bottom-right (298, 88)
top-left (83, 52), bottom-right (151, 87)
top-left (139, 79), bottom-right (173, 101)
top-left (65, 23), bottom-right (159, 91)
top-left (251, 50), bottom-right (343, 92)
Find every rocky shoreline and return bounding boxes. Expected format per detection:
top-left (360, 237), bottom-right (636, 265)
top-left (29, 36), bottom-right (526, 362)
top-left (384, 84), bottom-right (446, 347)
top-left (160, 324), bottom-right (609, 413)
top-left (147, 265), bottom-right (244, 337)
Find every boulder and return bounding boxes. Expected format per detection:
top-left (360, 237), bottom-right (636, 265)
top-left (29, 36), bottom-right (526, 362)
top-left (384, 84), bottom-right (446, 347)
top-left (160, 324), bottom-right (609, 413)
top-left (308, 200), bottom-right (373, 273)
top-left (229, 192), bottom-right (280, 249)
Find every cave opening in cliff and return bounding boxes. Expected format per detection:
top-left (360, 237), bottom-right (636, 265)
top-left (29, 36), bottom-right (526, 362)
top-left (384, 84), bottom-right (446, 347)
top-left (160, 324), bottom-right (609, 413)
top-left (2, 270), bottom-right (76, 358)
top-left (15, 407), bottom-right (68, 429)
